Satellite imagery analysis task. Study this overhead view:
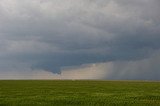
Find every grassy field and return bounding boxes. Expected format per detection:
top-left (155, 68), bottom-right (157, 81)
top-left (0, 80), bottom-right (160, 106)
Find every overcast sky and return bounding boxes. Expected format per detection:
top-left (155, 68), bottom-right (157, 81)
top-left (0, 0), bottom-right (160, 80)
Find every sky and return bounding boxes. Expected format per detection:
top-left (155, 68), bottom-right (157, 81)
top-left (0, 0), bottom-right (160, 80)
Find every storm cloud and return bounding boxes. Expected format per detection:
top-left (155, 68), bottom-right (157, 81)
top-left (0, 0), bottom-right (160, 79)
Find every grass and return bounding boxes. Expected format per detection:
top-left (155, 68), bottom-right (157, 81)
top-left (0, 80), bottom-right (160, 106)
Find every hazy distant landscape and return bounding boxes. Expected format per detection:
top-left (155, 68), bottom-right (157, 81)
top-left (0, 80), bottom-right (160, 106)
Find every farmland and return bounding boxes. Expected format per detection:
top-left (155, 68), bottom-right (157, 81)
top-left (0, 80), bottom-right (160, 106)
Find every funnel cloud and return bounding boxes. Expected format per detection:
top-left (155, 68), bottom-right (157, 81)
top-left (0, 0), bottom-right (160, 80)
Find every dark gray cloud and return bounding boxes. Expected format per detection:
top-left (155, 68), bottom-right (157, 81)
top-left (0, 0), bottom-right (160, 79)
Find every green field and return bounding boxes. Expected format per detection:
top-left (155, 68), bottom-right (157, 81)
top-left (0, 80), bottom-right (160, 106)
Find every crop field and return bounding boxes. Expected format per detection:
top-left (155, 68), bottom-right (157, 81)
top-left (0, 80), bottom-right (160, 106)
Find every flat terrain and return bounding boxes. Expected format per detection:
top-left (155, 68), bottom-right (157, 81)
top-left (0, 80), bottom-right (160, 106)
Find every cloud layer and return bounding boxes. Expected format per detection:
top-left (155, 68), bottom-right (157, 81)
top-left (0, 0), bottom-right (160, 79)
